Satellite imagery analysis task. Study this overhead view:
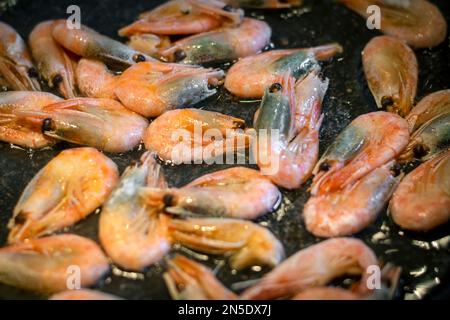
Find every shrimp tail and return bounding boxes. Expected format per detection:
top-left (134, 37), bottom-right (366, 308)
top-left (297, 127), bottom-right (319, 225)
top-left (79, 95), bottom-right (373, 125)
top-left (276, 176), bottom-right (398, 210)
top-left (307, 42), bottom-right (344, 61)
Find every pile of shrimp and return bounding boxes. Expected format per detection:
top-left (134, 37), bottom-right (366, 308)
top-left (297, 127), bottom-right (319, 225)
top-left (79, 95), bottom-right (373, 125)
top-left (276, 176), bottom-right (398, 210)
top-left (0, 0), bottom-right (448, 300)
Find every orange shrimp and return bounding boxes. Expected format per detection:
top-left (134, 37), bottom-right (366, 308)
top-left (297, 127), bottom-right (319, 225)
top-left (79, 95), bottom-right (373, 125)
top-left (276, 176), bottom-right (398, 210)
top-left (8, 148), bottom-right (119, 243)
top-left (76, 59), bottom-right (224, 117)
top-left (390, 149), bottom-right (450, 232)
top-left (127, 34), bottom-right (172, 58)
top-left (406, 90), bottom-right (450, 132)
top-left (160, 18), bottom-right (271, 65)
top-left (0, 234), bottom-right (109, 294)
top-left (0, 22), bottom-right (40, 91)
top-left (29, 20), bottom-right (78, 98)
top-left (99, 152), bottom-right (171, 271)
top-left (304, 161), bottom-right (402, 237)
top-left (339, 0), bottom-right (447, 48)
top-left (49, 289), bottom-right (122, 300)
top-left (0, 91), bottom-right (61, 148)
top-left (311, 111), bottom-right (409, 196)
top-left (362, 36), bottom-right (418, 117)
top-left (141, 167), bottom-right (281, 220)
top-left (119, 0), bottom-right (243, 37)
top-left (168, 217), bottom-right (284, 270)
top-left (241, 238), bottom-right (378, 300)
top-left (144, 109), bottom-right (251, 164)
top-left (51, 20), bottom-right (152, 68)
top-left (164, 255), bottom-right (237, 300)
top-left (225, 43), bottom-right (342, 98)
top-left (253, 70), bottom-right (327, 189)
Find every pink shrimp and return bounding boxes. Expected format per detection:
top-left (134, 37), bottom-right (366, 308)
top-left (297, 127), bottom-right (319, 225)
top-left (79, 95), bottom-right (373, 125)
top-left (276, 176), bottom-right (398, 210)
top-left (311, 111), bottom-right (409, 196)
top-left (159, 18), bottom-right (271, 65)
top-left (390, 149), bottom-right (450, 232)
top-left (241, 238), bottom-right (378, 300)
top-left (119, 0), bottom-right (243, 37)
top-left (339, 0), bottom-right (447, 48)
top-left (253, 70), bottom-right (327, 189)
top-left (362, 36), bottom-right (418, 117)
top-left (225, 43), bottom-right (342, 98)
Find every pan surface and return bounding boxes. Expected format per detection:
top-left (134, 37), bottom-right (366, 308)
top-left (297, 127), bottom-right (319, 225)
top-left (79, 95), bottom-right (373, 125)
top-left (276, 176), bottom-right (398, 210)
top-left (0, 0), bottom-right (449, 300)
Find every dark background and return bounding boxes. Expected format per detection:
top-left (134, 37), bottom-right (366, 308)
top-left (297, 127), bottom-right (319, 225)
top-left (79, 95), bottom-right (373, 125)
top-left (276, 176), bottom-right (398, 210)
top-left (0, 0), bottom-right (449, 299)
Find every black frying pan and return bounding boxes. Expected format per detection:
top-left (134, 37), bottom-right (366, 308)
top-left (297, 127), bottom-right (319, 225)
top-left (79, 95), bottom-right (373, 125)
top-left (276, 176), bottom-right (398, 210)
top-left (0, 0), bottom-right (449, 300)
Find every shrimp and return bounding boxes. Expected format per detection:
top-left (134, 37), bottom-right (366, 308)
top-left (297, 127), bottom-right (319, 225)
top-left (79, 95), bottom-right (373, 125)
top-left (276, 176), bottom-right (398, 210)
top-left (0, 234), bottom-right (109, 294)
top-left (311, 111), bottom-right (409, 196)
top-left (77, 59), bottom-right (224, 117)
top-left (399, 90), bottom-right (450, 162)
top-left (362, 36), bottom-right (418, 117)
top-left (292, 287), bottom-right (360, 300)
top-left (304, 161), bottom-right (402, 237)
top-left (168, 217), bottom-right (284, 269)
top-left (160, 18), bottom-right (271, 65)
top-left (338, 0), bottom-right (447, 48)
top-left (29, 20), bottom-right (77, 98)
top-left (127, 34), bottom-right (171, 57)
top-left (0, 22), bottom-right (40, 91)
top-left (49, 289), bottom-right (122, 300)
top-left (226, 0), bottom-right (302, 9)
top-left (225, 43), bottom-right (342, 98)
top-left (390, 149), bottom-right (450, 232)
top-left (164, 255), bottom-right (237, 300)
top-left (241, 238), bottom-right (378, 299)
top-left (7, 148), bottom-right (119, 243)
top-left (119, 0), bottom-right (244, 37)
top-left (0, 91), bottom-right (61, 148)
top-left (99, 152), bottom-right (171, 271)
top-left (144, 109), bottom-right (251, 164)
top-left (51, 20), bottom-right (152, 69)
top-left (253, 70), bottom-right (327, 189)
top-left (15, 98), bottom-right (149, 153)
top-left (141, 167), bottom-right (281, 220)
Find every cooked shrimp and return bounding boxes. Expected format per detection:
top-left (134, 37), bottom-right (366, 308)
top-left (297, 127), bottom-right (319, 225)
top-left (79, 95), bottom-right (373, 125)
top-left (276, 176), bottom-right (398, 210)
top-left (160, 18), bottom-right (271, 65)
top-left (362, 36), bottom-right (418, 117)
top-left (8, 148), bottom-right (118, 243)
top-left (164, 255), bottom-right (237, 300)
top-left (253, 70), bottom-right (327, 189)
top-left (292, 287), bottom-right (360, 300)
top-left (227, 0), bottom-right (302, 9)
top-left (225, 43), bottom-right (342, 98)
top-left (0, 234), bottom-right (109, 294)
top-left (49, 289), bottom-right (122, 300)
top-left (15, 98), bottom-right (148, 153)
top-left (406, 90), bottom-right (450, 132)
top-left (390, 149), bottom-right (450, 232)
top-left (0, 91), bottom-right (61, 148)
top-left (399, 91), bottom-right (450, 162)
top-left (169, 217), bottom-right (284, 269)
top-left (29, 20), bottom-right (77, 98)
top-left (77, 59), bottom-right (224, 117)
top-left (304, 161), bottom-right (402, 237)
top-left (51, 20), bottom-right (152, 68)
top-left (241, 238), bottom-right (378, 299)
top-left (339, 0), bottom-right (447, 48)
top-left (144, 109), bottom-right (251, 164)
top-left (119, 0), bottom-right (243, 37)
top-left (99, 152), bottom-right (171, 271)
top-left (141, 167), bottom-right (281, 220)
top-left (311, 111), bottom-right (409, 196)
top-left (127, 34), bottom-right (171, 57)
top-left (0, 22), bottom-right (40, 91)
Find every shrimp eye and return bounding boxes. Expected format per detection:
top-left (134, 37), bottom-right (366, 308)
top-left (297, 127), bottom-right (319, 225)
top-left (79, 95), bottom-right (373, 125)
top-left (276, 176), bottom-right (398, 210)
top-left (133, 54), bottom-right (146, 63)
top-left (28, 67), bottom-right (39, 78)
top-left (52, 74), bottom-right (63, 86)
top-left (174, 49), bottom-right (186, 62)
top-left (319, 161), bottom-right (331, 172)
top-left (163, 194), bottom-right (175, 207)
top-left (269, 83), bottom-right (282, 93)
top-left (14, 211), bottom-right (27, 225)
top-left (413, 144), bottom-right (429, 158)
top-left (233, 120), bottom-right (246, 129)
top-left (42, 118), bottom-right (53, 133)
top-left (390, 163), bottom-right (402, 177)
top-left (222, 5), bottom-right (234, 12)
top-left (381, 96), bottom-right (394, 109)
